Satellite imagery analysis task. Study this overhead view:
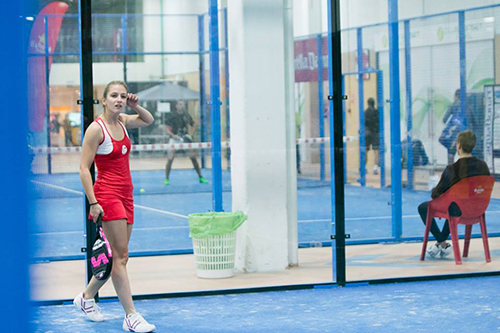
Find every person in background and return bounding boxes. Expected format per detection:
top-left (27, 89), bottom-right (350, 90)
top-left (440, 89), bottom-right (467, 165)
top-left (163, 100), bottom-right (208, 185)
top-left (418, 130), bottom-right (490, 259)
top-left (63, 114), bottom-right (72, 146)
top-left (295, 109), bottom-right (302, 174)
top-left (365, 97), bottom-right (380, 175)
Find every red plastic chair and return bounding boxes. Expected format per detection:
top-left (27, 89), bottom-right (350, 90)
top-left (420, 175), bottom-right (494, 265)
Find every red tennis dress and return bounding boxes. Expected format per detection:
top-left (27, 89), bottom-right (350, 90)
top-left (92, 117), bottom-right (134, 224)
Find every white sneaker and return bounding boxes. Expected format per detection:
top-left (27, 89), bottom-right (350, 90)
top-left (427, 243), bottom-right (441, 258)
top-left (440, 242), bottom-right (453, 258)
top-left (73, 292), bottom-right (104, 322)
top-left (123, 312), bottom-right (156, 332)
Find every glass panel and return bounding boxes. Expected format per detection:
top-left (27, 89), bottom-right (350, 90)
top-left (28, 8), bottom-right (83, 301)
top-left (293, 1), bottom-right (335, 285)
top-left (344, 7), bottom-right (500, 282)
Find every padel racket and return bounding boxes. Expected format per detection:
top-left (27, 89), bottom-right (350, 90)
top-left (91, 214), bottom-right (113, 280)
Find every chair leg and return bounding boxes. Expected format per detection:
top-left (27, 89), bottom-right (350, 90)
top-left (479, 214), bottom-right (491, 263)
top-left (463, 225), bottom-right (472, 258)
top-left (450, 218), bottom-right (462, 265)
top-left (420, 210), bottom-right (433, 261)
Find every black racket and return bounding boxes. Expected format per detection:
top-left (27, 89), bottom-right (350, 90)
top-left (90, 214), bottom-right (113, 280)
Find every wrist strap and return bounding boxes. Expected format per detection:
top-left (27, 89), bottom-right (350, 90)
top-left (89, 201), bottom-right (99, 206)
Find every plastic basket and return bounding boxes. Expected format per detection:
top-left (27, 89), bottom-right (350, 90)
top-left (192, 231), bottom-right (236, 279)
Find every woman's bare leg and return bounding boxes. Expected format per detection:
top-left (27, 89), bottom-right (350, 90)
top-left (83, 275), bottom-right (110, 299)
top-left (102, 219), bottom-right (136, 315)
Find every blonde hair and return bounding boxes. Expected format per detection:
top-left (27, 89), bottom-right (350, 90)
top-left (101, 81), bottom-right (128, 116)
top-left (103, 80), bottom-right (128, 98)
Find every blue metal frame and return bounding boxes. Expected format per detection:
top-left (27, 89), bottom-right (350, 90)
top-left (388, 0), bottom-right (403, 240)
top-left (224, 8), bottom-right (231, 170)
top-left (317, 34), bottom-right (326, 181)
top-left (44, 17), bottom-right (52, 174)
top-left (208, 0), bottom-right (223, 212)
top-left (357, 28), bottom-right (366, 186)
top-left (377, 72), bottom-right (385, 188)
top-left (459, 11), bottom-right (467, 127)
top-left (198, 15), bottom-right (207, 169)
top-left (404, 20), bottom-right (413, 190)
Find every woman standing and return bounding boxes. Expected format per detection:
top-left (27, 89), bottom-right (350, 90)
top-left (74, 81), bottom-right (156, 332)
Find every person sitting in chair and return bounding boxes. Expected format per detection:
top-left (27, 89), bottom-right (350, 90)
top-left (418, 130), bottom-right (490, 258)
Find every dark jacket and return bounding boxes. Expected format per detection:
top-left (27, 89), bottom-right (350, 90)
top-left (431, 156), bottom-right (490, 199)
top-left (365, 106), bottom-right (379, 137)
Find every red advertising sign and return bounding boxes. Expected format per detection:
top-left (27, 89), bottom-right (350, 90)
top-left (294, 36), bottom-right (329, 83)
top-left (28, 2), bottom-right (69, 132)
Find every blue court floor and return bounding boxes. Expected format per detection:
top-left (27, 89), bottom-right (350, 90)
top-left (29, 169), bottom-right (500, 260)
top-left (32, 275), bottom-right (500, 332)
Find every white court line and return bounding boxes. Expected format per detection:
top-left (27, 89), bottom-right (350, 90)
top-left (298, 216), bottom-right (418, 223)
top-left (31, 225), bottom-right (190, 236)
top-left (31, 180), bottom-right (83, 196)
top-left (31, 210), bottom-right (500, 236)
top-left (134, 204), bottom-right (188, 219)
top-left (31, 180), bottom-right (188, 219)
top-left (299, 211), bottom-right (500, 223)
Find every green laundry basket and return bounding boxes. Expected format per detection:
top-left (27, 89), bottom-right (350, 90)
top-left (188, 211), bottom-right (247, 279)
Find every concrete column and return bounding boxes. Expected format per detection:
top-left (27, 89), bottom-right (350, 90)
top-left (284, 0), bottom-right (299, 267)
top-left (228, 0), bottom-right (298, 272)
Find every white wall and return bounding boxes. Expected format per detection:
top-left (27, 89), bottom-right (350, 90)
top-left (293, 0), bottom-right (323, 36)
top-left (293, 0), bottom-right (500, 37)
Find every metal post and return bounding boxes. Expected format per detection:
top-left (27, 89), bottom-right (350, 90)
top-left (198, 15), bottom-right (206, 168)
top-left (357, 28), bottom-right (366, 186)
top-left (122, 14), bottom-right (128, 82)
top-left (44, 17), bottom-right (52, 174)
top-left (78, 0), bottom-right (98, 294)
top-left (317, 34), bottom-right (325, 181)
top-left (328, 0), bottom-right (346, 286)
top-left (160, 2), bottom-right (165, 78)
top-left (342, 75), bottom-right (347, 184)
top-left (377, 72), bottom-right (385, 187)
top-left (404, 20), bottom-right (413, 190)
top-left (224, 8), bottom-right (231, 170)
top-left (388, 0), bottom-right (402, 240)
top-left (208, 0), bottom-right (223, 212)
top-left (459, 11), bottom-right (467, 127)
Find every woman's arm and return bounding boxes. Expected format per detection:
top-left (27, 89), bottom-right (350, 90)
top-left (120, 93), bottom-right (154, 129)
top-left (79, 123), bottom-right (103, 221)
